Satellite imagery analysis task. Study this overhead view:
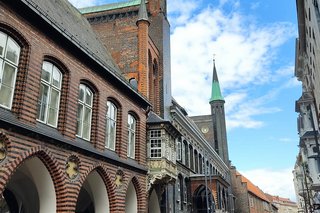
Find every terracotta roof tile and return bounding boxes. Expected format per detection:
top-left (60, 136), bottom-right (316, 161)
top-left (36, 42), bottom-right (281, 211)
top-left (237, 171), bottom-right (270, 202)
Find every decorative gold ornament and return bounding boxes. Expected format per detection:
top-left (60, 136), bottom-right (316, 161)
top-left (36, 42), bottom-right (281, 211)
top-left (66, 156), bottom-right (79, 179)
top-left (115, 169), bottom-right (124, 187)
top-left (0, 138), bottom-right (7, 161)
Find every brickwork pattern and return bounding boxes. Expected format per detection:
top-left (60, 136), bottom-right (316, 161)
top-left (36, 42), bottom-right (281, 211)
top-left (0, 2), bottom-right (148, 212)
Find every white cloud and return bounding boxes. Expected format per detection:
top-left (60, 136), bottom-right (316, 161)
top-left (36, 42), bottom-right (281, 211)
top-left (68, 0), bottom-right (116, 8)
top-left (241, 168), bottom-right (296, 201)
top-left (169, 1), bottom-right (296, 129)
top-left (225, 91), bottom-right (281, 129)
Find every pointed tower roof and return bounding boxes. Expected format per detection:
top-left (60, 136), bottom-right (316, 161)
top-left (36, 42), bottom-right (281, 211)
top-left (137, 0), bottom-right (149, 24)
top-left (210, 59), bottom-right (224, 102)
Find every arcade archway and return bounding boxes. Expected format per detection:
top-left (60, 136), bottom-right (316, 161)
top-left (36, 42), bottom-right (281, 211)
top-left (193, 184), bottom-right (215, 213)
top-left (125, 181), bottom-right (138, 213)
top-left (76, 170), bottom-right (109, 213)
top-left (148, 189), bottom-right (160, 213)
top-left (2, 157), bottom-right (56, 213)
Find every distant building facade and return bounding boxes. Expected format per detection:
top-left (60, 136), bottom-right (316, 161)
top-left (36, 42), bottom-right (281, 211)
top-left (266, 195), bottom-right (298, 213)
top-left (293, 0), bottom-right (320, 212)
top-left (230, 167), bottom-right (276, 213)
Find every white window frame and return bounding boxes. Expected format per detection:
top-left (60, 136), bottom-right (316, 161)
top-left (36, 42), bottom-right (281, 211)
top-left (105, 101), bottom-right (117, 150)
top-left (149, 130), bottom-right (162, 158)
top-left (76, 84), bottom-right (93, 141)
top-left (37, 61), bottom-right (62, 127)
top-left (127, 114), bottom-right (136, 158)
top-left (0, 32), bottom-right (20, 109)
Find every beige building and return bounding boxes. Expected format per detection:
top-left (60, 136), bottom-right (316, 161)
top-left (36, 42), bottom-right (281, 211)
top-left (266, 194), bottom-right (298, 213)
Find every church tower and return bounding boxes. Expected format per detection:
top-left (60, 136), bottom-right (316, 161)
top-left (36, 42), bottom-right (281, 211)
top-left (136, 0), bottom-right (150, 97)
top-left (210, 59), bottom-right (230, 165)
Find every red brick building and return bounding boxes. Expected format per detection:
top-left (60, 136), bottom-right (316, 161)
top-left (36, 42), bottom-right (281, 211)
top-left (0, 0), bottom-right (234, 212)
top-left (0, 0), bottom-right (151, 212)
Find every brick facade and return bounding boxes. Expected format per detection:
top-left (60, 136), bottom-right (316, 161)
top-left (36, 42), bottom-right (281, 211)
top-left (0, 0), bottom-right (150, 212)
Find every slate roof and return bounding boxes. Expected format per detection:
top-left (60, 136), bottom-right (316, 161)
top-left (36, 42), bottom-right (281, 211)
top-left (21, 0), bottom-right (119, 72)
top-left (147, 111), bottom-right (166, 123)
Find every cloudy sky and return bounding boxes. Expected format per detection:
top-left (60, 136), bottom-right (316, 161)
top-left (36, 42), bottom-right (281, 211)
top-left (69, 0), bottom-right (299, 201)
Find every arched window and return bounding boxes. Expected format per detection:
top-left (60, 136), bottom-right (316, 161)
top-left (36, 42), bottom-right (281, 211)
top-left (0, 32), bottom-right (20, 109)
top-left (127, 114), bottom-right (136, 158)
top-left (184, 140), bottom-right (188, 167)
top-left (105, 101), bottom-right (117, 150)
top-left (194, 149), bottom-right (198, 173)
top-left (37, 61), bottom-right (62, 127)
top-left (189, 144), bottom-right (193, 170)
top-left (199, 154), bottom-right (203, 174)
top-left (176, 137), bottom-right (182, 161)
top-left (76, 84), bottom-right (93, 141)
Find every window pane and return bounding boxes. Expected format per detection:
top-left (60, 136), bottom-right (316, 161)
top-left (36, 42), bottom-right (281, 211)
top-left (84, 106), bottom-right (92, 124)
top-left (37, 84), bottom-right (49, 121)
top-left (109, 120), bottom-right (116, 150)
top-left (2, 62), bottom-right (16, 86)
top-left (85, 88), bottom-right (93, 106)
top-left (0, 85), bottom-right (12, 108)
top-left (5, 37), bottom-right (20, 65)
top-left (52, 66), bottom-right (61, 88)
top-left (49, 88), bottom-right (60, 108)
top-left (82, 106), bottom-right (92, 140)
top-left (47, 107), bottom-right (58, 126)
top-left (105, 118), bottom-right (110, 146)
top-left (47, 89), bottom-right (60, 126)
top-left (78, 85), bottom-right (85, 102)
top-left (82, 122), bottom-right (90, 140)
top-left (76, 104), bottom-right (84, 136)
top-left (111, 104), bottom-right (116, 119)
top-left (0, 32), bottom-right (6, 57)
top-left (41, 62), bottom-right (52, 83)
top-left (130, 132), bottom-right (135, 157)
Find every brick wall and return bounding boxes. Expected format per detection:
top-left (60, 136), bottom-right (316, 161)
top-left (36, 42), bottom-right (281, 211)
top-left (231, 168), bottom-right (250, 213)
top-left (0, 2), bottom-right (148, 212)
top-left (84, 5), bottom-right (166, 118)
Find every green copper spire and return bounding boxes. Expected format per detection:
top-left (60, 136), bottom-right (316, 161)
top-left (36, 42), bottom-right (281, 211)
top-left (210, 59), bottom-right (224, 102)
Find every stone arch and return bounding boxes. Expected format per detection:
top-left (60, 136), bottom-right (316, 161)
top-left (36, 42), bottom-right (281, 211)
top-left (125, 175), bottom-right (145, 213)
top-left (75, 164), bottom-right (116, 213)
top-left (148, 188), bottom-right (160, 213)
top-left (192, 184), bottom-right (215, 213)
top-left (0, 146), bottom-right (66, 212)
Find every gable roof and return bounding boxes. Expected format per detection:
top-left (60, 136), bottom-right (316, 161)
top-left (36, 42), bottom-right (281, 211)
top-left (236, 171), bottom-right (270, 202)
top-left (21, 0), bottom-right (119, 72)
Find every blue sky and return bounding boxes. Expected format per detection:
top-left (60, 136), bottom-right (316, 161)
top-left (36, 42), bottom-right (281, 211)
top-left (69, 0), bottom-right (299, 200)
